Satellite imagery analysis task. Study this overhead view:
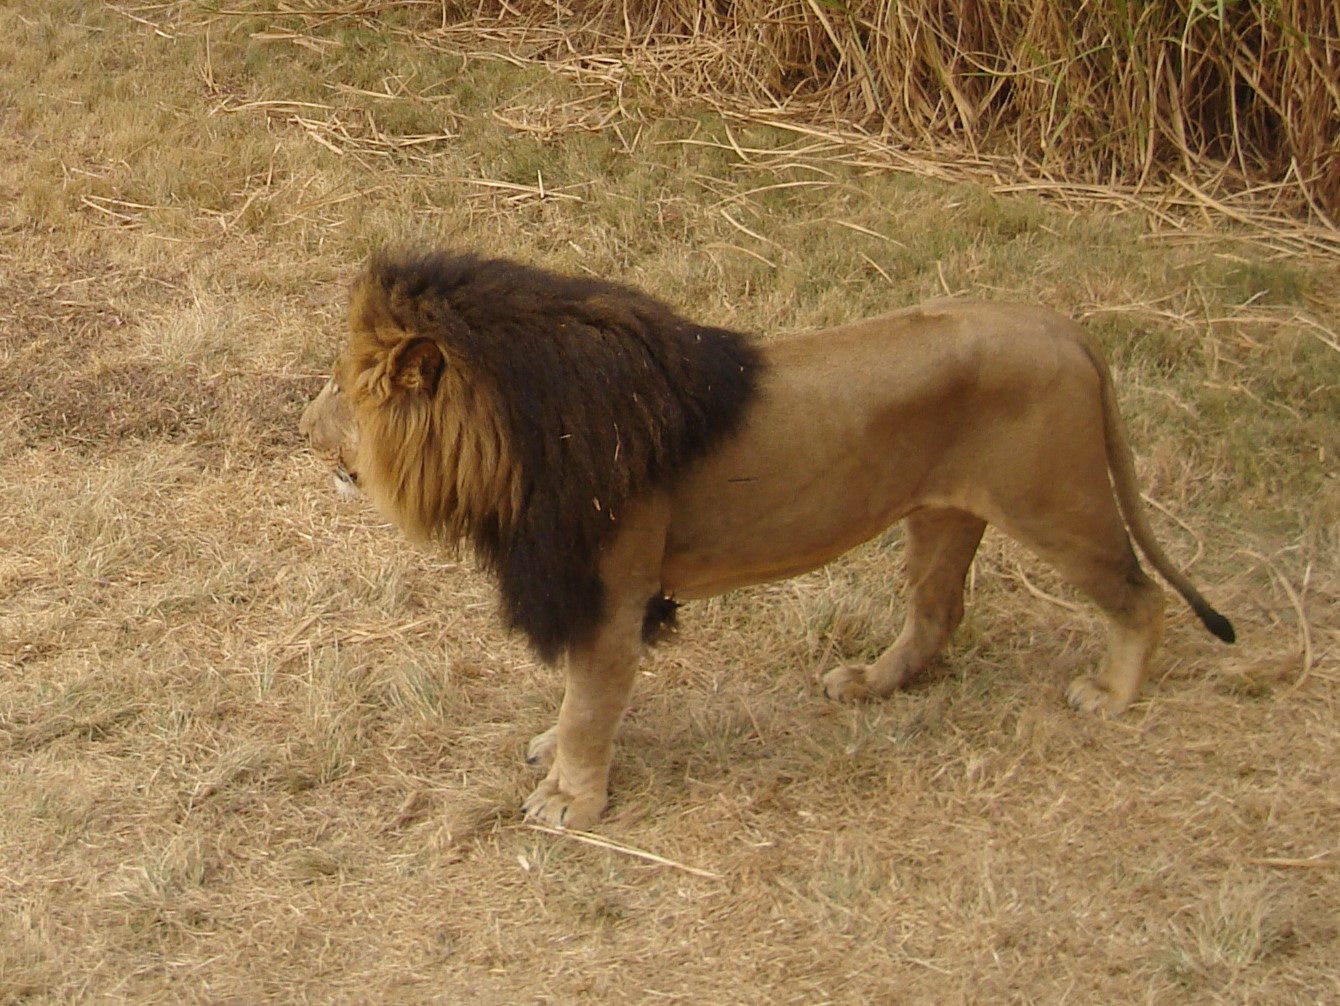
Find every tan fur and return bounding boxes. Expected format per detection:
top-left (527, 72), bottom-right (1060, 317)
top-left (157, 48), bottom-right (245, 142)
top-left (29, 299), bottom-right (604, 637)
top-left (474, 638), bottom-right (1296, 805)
top-left (304, 286), bottom-right (1233, 830)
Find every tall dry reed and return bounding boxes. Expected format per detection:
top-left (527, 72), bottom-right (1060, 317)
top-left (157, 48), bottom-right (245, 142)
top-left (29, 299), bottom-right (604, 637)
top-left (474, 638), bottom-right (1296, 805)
top-left (484, 0), bottom-right (1338, 223)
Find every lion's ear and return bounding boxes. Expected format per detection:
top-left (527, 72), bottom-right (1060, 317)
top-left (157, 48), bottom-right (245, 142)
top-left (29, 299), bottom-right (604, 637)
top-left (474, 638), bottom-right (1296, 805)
top-left (390, 337), bottom-right (445, 397)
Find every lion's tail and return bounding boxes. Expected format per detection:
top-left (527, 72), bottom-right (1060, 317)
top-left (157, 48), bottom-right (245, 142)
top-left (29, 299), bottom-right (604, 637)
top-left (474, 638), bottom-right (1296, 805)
top-left (1084, 342), bottom-right (1236, 644)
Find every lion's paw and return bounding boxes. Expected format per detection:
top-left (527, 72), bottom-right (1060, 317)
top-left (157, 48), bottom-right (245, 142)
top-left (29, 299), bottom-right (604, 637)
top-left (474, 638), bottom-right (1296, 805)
top-left (822, 664), bottom-right (877, 703)
top-left (521, 778), bottom-right (606, 830)
top-left (525, 726), bottom-right (558, 770)
top-left (1066, 676), bottom-right (1131, 718)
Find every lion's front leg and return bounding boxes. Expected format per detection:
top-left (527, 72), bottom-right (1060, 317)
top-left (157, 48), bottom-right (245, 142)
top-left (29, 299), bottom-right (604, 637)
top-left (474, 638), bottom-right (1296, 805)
top-left (521, 620), bottom-right (643, 829)
top-left (523, 502), bottom-right (668, 829)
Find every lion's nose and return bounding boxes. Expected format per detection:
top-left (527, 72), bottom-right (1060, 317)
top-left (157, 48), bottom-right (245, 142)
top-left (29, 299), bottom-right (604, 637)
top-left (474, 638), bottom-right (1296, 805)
top-left (298, 400), bottom-right (316, 439)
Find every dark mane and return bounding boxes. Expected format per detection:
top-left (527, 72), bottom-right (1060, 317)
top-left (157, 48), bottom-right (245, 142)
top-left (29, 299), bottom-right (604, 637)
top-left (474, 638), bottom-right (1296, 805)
top-left (359, 250), bottom-right (762, 662)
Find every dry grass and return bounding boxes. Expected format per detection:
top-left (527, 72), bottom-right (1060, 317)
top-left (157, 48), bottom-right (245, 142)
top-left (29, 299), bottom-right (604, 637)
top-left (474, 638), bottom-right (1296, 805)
top-left (462, 0), bottom-right (1340, 231)
top-left (2, 2), bottom-right (1338, 1003)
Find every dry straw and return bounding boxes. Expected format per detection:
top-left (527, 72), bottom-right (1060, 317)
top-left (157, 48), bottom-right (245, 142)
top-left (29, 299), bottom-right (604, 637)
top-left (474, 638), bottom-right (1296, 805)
top-left (409, 0), bottom-right (1338, 245)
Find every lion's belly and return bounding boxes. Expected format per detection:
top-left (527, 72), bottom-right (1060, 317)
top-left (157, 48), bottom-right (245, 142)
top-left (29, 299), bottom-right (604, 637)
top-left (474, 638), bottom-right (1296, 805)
top-left (659, 448), bottom-right (922, 599)
top-left (661, 541), bottom-right (882, 600)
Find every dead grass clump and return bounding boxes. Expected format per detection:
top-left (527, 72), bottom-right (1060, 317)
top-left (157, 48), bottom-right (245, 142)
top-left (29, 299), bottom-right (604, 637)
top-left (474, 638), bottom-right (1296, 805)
top-left (1162, 873), bottom-right (1304, 990)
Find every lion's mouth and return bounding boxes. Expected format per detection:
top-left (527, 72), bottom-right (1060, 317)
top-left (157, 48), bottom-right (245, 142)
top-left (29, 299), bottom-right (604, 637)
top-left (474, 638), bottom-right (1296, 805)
top-left (333, 462), bottom-right (362, 499)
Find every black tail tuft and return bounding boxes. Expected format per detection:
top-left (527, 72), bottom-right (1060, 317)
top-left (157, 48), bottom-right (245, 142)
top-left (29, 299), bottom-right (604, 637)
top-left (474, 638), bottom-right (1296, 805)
top-left (1197, 604), bottom-right (1236, 644)
top-left (642, 594), bottom-right (680, 645)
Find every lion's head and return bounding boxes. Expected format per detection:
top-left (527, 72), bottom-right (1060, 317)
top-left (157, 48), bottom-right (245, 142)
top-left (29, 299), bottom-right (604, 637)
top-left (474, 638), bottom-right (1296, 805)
top-left (298, 374), bottom-right (361, 499)
top-left (303, 251), bottom-right (760, 661)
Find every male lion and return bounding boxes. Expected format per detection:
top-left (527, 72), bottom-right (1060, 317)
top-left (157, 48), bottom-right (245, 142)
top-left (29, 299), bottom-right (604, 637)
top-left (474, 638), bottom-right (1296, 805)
top-left (301, 250), bottom-right (1234, 829)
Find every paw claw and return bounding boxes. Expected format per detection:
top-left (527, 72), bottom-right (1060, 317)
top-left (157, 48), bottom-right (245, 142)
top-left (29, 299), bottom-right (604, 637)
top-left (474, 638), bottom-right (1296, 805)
top-left (525, 726), bottom-right (558, 771)
top-left (521, 778), bottom-right (606, 830)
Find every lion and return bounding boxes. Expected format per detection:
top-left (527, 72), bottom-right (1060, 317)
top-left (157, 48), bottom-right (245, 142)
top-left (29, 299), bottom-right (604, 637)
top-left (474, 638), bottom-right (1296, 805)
top-left (301, 250), bottom-right (1234, 829)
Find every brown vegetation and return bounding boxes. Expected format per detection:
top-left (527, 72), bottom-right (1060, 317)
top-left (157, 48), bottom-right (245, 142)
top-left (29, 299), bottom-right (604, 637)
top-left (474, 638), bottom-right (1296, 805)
top-left (487, 0), bottom-right (1340, 225)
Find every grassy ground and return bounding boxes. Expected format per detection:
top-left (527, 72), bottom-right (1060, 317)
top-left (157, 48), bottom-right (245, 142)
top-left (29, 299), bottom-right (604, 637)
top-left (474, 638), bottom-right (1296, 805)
top-left (2, 3), bottom-right (1338, 1004)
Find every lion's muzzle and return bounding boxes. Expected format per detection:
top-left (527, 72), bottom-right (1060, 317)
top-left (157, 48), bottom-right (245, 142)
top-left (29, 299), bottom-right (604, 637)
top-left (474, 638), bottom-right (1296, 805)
top-left (332, 462), bottom-right (362, 499)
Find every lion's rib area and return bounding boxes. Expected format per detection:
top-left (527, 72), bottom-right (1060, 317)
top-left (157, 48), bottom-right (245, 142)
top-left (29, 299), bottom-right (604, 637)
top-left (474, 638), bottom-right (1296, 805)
top-left (347, 251), bottom-right (762, 663)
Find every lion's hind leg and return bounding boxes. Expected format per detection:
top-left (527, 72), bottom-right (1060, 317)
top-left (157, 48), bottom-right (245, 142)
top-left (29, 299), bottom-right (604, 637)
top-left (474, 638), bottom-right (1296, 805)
top-left (998, 510), bottom-right (1165, 717)
top-left (1064, 583), bottom-right (1164, 716)
top-left (824, 508), bottom-right (986, 703)
top-left (1059, 559), bottom-right (1164, 717)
